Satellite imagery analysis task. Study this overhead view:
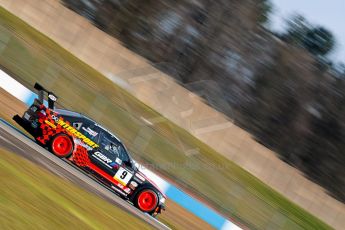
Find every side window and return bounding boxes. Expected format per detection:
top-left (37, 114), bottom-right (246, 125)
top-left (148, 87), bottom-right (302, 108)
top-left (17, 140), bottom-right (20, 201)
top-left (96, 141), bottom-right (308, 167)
top-left (99, 131), bottom-right (130, 163)
top-left (72, 122), bottom-right (83, 130)
top-left (117, 143), bottom-right (130, 164)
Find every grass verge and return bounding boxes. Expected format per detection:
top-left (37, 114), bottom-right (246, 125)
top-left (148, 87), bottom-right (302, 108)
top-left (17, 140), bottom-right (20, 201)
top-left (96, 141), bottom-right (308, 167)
top-left (0, 7), bottom-right (331, 229)
top-left (0, 148), bottom-right (152, 230)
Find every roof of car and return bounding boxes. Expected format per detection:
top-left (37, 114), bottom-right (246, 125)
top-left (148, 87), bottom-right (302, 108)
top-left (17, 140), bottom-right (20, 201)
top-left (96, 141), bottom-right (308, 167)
top-left (55, 109), bottom-right (84, 118)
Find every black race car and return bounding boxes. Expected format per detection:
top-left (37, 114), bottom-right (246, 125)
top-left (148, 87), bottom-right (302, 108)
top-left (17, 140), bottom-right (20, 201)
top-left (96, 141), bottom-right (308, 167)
top-left (13, 83), bottom-right (166, 216)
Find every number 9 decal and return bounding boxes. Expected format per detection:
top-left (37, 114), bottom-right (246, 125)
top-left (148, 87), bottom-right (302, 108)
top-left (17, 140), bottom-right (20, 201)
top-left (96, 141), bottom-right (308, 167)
top-left (120, 171), bottom-right (128, 179)
top-left (114, 167), bottom-right (133, 185)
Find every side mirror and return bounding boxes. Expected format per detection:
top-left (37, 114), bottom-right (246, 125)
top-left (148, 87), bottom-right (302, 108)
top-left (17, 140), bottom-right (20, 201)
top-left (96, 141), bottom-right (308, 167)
top-left (124, 160), bottom-right (132, 167)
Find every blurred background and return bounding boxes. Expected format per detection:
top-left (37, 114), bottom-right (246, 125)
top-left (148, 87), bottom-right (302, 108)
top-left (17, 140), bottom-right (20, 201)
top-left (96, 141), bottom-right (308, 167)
top-left (61, 0), bottom-right (345, 203)
top-left (1, 0), bottom-right (344, 229)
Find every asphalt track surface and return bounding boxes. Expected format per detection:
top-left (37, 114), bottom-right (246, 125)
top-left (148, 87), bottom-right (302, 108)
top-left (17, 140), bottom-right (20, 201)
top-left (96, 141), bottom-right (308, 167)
top-left (0, 120), bottom-right (170, 230)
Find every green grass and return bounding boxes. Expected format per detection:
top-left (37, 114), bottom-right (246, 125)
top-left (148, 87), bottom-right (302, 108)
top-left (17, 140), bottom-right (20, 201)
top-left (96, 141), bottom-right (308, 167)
top-left (0, 148), bottom-right (152, 230)
top-left (0, 7), bottom-right (332, 229)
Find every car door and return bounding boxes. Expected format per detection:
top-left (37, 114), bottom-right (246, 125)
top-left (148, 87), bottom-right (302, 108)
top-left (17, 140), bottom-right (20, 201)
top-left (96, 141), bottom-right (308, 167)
top-left (91, 131), bottom-right (134, 187)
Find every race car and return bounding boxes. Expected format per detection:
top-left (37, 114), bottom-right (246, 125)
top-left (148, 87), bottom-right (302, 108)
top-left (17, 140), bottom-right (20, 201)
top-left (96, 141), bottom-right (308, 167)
top-left (13, 83), bottom-right (166, 216)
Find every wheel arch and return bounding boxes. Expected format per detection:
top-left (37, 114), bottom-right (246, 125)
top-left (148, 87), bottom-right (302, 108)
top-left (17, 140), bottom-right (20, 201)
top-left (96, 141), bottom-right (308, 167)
top-left (130, 183), bottom-right (159, 201)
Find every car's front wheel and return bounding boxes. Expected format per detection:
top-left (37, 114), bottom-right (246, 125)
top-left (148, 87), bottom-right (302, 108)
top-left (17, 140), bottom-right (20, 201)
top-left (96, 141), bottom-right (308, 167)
top-left (50, 133), bottom-right (73, 158)
top-left (134, 189), bottom-right (159, 213)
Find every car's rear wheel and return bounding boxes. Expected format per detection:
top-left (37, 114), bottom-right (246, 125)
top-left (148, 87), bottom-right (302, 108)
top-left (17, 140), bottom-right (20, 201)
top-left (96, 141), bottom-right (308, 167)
top-left (134, 189), bottom-right (158, 213)
top-left (50, 133), bottom-right (73, 158)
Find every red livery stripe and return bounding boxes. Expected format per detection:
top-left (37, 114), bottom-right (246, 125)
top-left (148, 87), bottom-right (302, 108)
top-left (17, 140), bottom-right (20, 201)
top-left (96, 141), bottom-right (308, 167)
top-left (87, 162), bottom-right (130, 192)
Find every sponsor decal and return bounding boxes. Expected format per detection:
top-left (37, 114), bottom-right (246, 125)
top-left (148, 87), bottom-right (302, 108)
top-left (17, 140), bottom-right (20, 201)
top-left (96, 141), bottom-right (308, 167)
top-left (38, 111), bottom-right (99, 149)
top-left (114, 167), bottom-right (133, 186)
top-left (82, 127), bottom-right (98, 137)
top-left (115, 157), bottom-right (122, 165)
top-left (109, 162), bottom-right (119, 169)
top-left (48, 94), bottom-right (57, 102)
top-left (129, 181), bottom-right (137, 190)
top-left (93, 151), bottom-right (112, 164)
top-left (56, 118), bottom-right (99, 148)
top-left (74, 139), bottom-right (92, 151)
top-left (130, 181), bottom-right (138, 187)
top-left (44, 120), bottom-right (56, 129)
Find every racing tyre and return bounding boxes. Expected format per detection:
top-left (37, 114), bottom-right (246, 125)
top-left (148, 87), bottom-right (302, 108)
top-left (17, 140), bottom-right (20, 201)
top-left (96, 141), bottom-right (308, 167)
top-left (50, 133), bottom-right (73, 158)
top-left (134, 189), bottom-right (159, 213)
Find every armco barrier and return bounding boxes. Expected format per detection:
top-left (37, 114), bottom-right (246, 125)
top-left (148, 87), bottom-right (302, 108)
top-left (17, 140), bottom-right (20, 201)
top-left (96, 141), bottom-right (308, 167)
top-left (0, 69), bottom-right (242, 230)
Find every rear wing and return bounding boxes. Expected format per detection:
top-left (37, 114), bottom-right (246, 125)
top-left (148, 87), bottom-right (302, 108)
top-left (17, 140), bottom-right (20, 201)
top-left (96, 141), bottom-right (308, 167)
top-left (34, 83), bottom-right (58, 109)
